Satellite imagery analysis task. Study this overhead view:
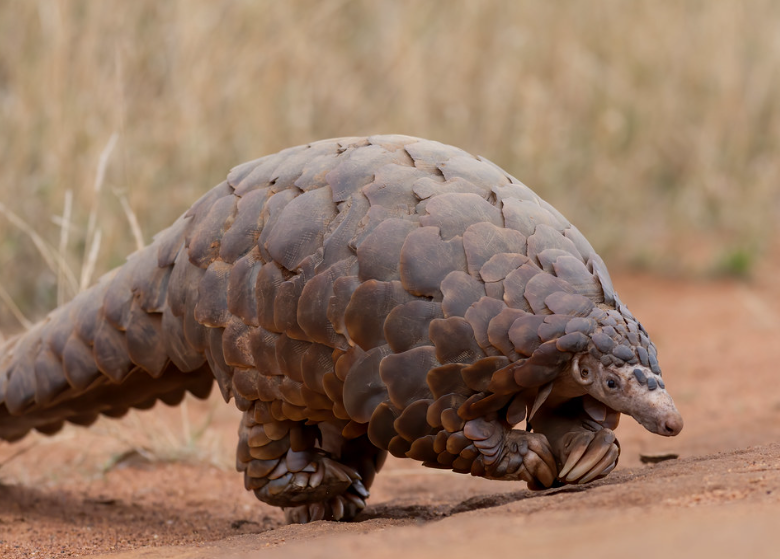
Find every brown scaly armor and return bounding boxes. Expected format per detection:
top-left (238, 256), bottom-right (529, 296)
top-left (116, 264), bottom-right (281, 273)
top-left (0, 135), bottom-right (682, 523)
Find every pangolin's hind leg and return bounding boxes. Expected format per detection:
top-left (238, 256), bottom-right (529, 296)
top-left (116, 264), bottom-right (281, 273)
top-left (281, 432), bottom-right (386, 524)
top-left (236, 406), bottom-right (385, 524)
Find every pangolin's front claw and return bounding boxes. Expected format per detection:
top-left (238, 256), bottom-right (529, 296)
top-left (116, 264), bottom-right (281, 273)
top-left (516, 432), bottom-right (557, 489)
top-left (473, 426), bottom-right (559, 488)
top-left (578, 443), bottom-right (619, 484)
top-left (526, 431), bottom-right (558, 478)
top-left (557, 428), bottom-right (620, 484)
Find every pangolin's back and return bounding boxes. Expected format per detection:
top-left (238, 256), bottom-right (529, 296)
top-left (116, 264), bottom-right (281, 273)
top-left (0, 134), bottom-right (618, 443)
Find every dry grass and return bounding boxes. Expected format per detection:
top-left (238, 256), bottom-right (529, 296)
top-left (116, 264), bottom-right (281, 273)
top-left (0, 391), bottom-right (239, 484)
top-left (2, 0), bottom-right (780, 327)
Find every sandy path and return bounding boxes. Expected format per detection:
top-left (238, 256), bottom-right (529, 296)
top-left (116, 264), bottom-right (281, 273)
top-left (98, 445), bottom-right (780, 559)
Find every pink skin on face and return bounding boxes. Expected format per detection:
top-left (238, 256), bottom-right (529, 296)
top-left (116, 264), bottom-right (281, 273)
top-left (571, 353), bottom-right (683, 437)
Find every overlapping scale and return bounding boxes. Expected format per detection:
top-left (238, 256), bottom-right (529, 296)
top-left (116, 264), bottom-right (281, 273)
top-left (383, 300), bottom-right (443, 353)
top-left (440, 271), bottom-right (486, 318)
top-left (265, 187), bottom-right (337, 272)
top-left (420, 193), bottom-right (503, 240)
top-left (399, 227), bottom-right (468, 298)
top-left (357, 218), bottom-right (419, 282)
top-left (463, 223), bottom-right (527, 277)
top-left (345, 280), bottom-right (419, 351)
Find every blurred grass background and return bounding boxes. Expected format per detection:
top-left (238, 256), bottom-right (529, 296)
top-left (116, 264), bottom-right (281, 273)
top-left (1, 0), bottom-right (779, 331)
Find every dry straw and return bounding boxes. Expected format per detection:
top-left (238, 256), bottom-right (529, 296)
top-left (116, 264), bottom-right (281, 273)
top-left (1, 1), bottom-right (779, 328)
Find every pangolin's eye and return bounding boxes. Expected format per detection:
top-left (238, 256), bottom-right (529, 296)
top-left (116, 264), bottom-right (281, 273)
top-left (607, 379), bottom-right (617, 389)
top-left (581, 368), bottom-right (590, 378)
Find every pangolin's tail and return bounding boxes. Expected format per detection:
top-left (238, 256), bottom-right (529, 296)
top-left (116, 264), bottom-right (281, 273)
top-left (0, 208), bottom-right (216, 442)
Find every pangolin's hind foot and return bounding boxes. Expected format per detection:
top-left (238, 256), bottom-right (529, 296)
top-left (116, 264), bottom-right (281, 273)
top-left (282, 466), bottom-right (370, 524)
top-left (252, 451), bottom-right (368, 521)
top-left (237, 413), bottom-right (384, 523)
top-left (243, 445), bottom-right (369, 523)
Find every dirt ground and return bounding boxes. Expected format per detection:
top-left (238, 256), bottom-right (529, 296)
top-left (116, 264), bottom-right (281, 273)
top-left (2, 266), bottom-right (780, 558)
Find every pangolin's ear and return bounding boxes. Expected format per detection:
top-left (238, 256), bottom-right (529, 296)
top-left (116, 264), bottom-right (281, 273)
top-left (571, 354), bottom-right (595, 387)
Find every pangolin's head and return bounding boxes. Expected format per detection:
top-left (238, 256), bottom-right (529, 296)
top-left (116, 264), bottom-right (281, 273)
top-left (560, 302), bottom-right (684, 437)
top-left (540, 291), bottom-right (683, 436)
top-left (570, 352), bottom-right (683, 436)
top-left (508, 291), bottom-right (682, 437)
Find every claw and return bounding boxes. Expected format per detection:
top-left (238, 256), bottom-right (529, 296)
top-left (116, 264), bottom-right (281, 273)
top-left (343, 491), bottom-right (367, 511)
top-left (309, 502), bottom-right (327, 522)
top-left (343, 464), bottom-right (362, 481)
top-left (285, 506), bottom-right (308, 524)
top-left (578, 444), bottom-right (620, 484)
top-left (331, 495), bottom-right (345, 520)
top-left (558, 432), bottom-right (591, 480)
top-left (291, 471), bottom-right (309, 489)
top-left (267, 460), bottom-right (289, 480)
top-left (286, 448), bottom-right (313, 472)
top-left (265, 474), bottom-right (293, 496)
top-left (597, 459), bottom-right (618, 478)
top-left (327, 463), bottom-right (351, 484)
top-left (325, 460), bottom-right (361, 484)
top-left (524, 450), bottom-right (556, 488)
top-left (526, 434), bottom-right (557, 475)
top-left (564, 430), bottom-right (616, 482)
top-left (351, 479), bottom-right (370, 499)
top-left (309, 465), bottom-right (325, 488)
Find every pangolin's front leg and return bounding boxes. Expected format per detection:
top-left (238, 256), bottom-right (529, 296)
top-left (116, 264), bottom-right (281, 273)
top-left (530, 397), bottom-right (621, 485)
top-left (459, 416), bottom-right (558, 488)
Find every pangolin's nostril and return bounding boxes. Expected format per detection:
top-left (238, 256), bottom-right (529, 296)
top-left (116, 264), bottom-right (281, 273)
top-left (662, 415), bottom-right (683, 436)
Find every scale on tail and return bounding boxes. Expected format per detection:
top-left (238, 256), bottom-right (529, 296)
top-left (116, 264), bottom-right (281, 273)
top-left (0, 135), bottom-right (682, 524)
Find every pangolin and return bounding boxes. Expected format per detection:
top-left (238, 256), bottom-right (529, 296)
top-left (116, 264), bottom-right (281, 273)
top-left (0, 135), bottom-right (683, 523)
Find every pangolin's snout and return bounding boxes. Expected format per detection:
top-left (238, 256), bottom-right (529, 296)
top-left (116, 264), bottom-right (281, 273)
top-left (628, 382), bottom-right (684, 437)
top-left (659, 410), bottom-right (683, 436)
